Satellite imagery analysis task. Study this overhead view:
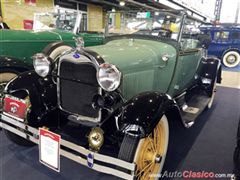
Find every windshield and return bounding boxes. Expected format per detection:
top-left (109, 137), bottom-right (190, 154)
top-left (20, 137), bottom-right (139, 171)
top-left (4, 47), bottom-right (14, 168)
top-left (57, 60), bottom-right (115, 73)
top-left (33, 11), bottom-right (82, 33)
top-left (106, 11), bottom-right (184, 41)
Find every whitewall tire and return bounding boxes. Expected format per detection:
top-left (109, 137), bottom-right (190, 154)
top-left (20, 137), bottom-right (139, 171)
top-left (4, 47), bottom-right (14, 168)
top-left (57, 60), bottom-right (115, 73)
top-left (222, 51), bottom-right (240, 68)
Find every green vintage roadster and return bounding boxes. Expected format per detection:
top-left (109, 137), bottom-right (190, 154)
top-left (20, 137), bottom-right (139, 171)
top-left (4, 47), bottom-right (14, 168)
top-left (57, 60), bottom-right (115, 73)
top-left (0, 10), bottom-right (221, 179)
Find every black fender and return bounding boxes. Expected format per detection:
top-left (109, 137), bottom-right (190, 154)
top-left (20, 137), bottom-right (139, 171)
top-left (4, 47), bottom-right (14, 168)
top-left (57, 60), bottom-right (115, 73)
top-left (201, 56), bottom-right (222, 84)
top-left (4, 70), bottom-right (57, 126)
top-left (0, 56), bottom-right (32, 73)
top-left (119, 92), bottom-right (183, 137)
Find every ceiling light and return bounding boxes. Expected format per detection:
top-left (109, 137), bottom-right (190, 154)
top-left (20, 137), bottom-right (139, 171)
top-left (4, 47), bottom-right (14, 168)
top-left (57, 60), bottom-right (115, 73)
top-left (119, 1), bottom-right (125, 6)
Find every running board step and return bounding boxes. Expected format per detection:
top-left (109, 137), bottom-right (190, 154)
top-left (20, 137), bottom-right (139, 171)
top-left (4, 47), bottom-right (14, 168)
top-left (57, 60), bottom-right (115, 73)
top-left (181, 95), bottom-right (210, 124)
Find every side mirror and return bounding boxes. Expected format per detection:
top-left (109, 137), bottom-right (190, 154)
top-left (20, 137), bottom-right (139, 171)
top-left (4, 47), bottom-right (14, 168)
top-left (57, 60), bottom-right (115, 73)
top-left (197, 34), bottom-right (212, 49)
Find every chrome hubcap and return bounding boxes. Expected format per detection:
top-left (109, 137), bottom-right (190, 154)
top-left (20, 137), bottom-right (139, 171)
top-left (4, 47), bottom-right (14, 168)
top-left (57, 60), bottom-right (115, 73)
top-left (227, 55), bottom-right (237, 64)
top-left (155, 154), bottom-right (162, 163)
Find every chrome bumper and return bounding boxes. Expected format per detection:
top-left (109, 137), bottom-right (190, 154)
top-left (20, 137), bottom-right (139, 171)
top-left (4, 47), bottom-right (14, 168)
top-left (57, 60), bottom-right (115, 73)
top-left (0, 113), bottom-right (136, 180)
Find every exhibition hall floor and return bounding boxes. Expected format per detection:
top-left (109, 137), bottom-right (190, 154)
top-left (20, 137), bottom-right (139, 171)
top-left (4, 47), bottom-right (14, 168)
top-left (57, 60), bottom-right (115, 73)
top-left (0, 69), bottom-right (239, 180)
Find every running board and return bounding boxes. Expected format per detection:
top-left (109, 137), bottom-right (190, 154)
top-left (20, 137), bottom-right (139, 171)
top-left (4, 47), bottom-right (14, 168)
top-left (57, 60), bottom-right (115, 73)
top-left (0, 113), bottom-right (136, 180)
top-left (181, 95), bottom-right (210, 124)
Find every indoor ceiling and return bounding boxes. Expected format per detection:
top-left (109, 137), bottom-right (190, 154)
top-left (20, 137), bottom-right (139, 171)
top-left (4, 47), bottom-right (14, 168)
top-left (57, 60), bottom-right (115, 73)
top-left (73, 0), bottom-right (167, 11)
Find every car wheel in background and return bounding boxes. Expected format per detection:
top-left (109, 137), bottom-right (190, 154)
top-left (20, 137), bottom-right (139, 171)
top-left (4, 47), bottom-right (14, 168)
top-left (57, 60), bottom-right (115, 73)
top-left (222, 51), bottom-right (240, 68)
top-left (43, 42), bottom-right (72, 61)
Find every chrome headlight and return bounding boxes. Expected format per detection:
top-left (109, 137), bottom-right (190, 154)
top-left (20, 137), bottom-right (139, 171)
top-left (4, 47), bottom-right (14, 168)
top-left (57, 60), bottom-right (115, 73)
top-left (32, 53), bottom-right (51, 77)
top-left (97, 63), bottom-right (121, 92)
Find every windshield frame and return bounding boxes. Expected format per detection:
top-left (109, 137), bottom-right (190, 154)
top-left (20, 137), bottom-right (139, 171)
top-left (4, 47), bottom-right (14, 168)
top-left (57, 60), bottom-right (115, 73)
top-left (104, 10), bottom-right (187, 43)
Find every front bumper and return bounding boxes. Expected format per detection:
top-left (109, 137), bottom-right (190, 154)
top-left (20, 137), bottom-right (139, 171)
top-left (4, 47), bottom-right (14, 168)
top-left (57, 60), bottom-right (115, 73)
top-left (0, 113), bottom-right (136, 180)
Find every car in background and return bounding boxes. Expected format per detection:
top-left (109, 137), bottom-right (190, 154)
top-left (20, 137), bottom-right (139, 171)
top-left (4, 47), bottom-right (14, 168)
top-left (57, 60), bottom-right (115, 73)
top-left (201, 25), bottom-right (240, 68)
top-left (0, 11), bottom-right (104, 109)
top-left (0, 10), bottom-right (221, 179)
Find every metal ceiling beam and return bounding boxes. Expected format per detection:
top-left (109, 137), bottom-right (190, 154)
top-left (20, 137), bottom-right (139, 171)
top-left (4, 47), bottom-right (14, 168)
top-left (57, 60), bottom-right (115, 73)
top-left (125, 0), bottom-right (159, 10)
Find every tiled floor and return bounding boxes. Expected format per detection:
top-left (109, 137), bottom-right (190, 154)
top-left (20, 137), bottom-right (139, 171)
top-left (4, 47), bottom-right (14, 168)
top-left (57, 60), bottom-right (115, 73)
top-left (219, 70), bottom-right (240, 89)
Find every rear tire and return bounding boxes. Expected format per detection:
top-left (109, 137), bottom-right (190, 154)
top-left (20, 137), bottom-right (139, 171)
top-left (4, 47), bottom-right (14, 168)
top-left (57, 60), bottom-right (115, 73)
top-left (222, 51), bottom-right (240, 68)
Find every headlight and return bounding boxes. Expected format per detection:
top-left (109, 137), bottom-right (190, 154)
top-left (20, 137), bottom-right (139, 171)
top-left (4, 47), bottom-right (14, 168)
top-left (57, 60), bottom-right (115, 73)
top-left (32, 53), bottom-right (51, 77)
top-left (97, 63), bottom-right (121, 92)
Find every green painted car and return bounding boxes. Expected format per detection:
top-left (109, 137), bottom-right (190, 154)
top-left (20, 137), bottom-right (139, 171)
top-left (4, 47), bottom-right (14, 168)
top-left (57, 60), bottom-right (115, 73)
top-left (1, 10), bottom-right (221, 179)
top-left (0, 29), bottom-right (77, 64)
top-left (0, 29), bottom-right (104, 109)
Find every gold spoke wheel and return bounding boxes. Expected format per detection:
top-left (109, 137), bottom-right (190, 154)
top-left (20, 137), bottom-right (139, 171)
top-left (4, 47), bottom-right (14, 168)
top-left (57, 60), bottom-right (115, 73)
top-left (134, 116), bottom-right (169, 180)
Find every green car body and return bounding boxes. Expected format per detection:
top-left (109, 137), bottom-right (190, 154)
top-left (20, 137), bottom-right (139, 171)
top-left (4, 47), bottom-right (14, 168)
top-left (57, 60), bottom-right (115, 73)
top-left (90, 38), bottom-right (202, 99)
top-left (0, 29), bottom-right (104, 65)
top-left (0, 10), bottom-right (222, 179)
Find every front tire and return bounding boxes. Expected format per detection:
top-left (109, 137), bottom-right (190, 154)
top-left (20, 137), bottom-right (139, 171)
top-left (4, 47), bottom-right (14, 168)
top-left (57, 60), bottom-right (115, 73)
top-left (118, 115), bottom-right (169, 179)
top-left (222, 51), bottom-right (240, 68)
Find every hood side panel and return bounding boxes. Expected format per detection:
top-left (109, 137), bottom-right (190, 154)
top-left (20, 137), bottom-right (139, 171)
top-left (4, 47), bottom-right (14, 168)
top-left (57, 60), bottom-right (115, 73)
top-left (89, 39), bottom-right (177, 99)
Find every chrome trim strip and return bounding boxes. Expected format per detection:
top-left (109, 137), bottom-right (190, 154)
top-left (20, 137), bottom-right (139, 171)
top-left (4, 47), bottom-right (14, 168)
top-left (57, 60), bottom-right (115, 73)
top-left (2, 112), bottom-right (26, 128)
top-left (61, 139), bottom-right (135, 171)
top-left (0, 122), bottom-right (27, 139)
top-left (0, 114), bottom-right (135, 180)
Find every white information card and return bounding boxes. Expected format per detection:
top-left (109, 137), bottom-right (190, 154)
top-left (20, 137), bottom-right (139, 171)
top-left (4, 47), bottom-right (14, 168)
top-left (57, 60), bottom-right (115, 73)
top-left (39, 128), bottom-right (61, 172)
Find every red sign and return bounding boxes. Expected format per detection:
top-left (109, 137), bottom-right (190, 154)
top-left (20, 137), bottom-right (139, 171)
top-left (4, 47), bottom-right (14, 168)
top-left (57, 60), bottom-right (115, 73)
top-left (3, 96), bottom-right (28, 121)
top-left (39, 128), bottom-right (61, 172)
top-left (23, 20), bottom-right (33, 30)
top-left (25, 0), bottom-right (36, 4)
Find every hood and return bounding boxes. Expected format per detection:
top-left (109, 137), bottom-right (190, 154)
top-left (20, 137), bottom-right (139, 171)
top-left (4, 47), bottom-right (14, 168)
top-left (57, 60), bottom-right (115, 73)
top-left (88, 38), bottom-right (177, 73)
top-left (0, 29), bottom-right (76, 42)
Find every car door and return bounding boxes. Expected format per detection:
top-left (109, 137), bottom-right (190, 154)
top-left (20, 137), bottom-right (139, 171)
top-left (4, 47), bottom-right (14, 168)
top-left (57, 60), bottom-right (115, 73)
top-left (168, 20), bottom-right (204, 97)
top-left (179, 38), bottom-right (202, 88)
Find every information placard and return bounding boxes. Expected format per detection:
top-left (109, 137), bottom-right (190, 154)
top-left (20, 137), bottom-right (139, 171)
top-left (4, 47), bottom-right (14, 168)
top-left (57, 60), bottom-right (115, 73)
top-left (39, 128), bottom-right (61, 172)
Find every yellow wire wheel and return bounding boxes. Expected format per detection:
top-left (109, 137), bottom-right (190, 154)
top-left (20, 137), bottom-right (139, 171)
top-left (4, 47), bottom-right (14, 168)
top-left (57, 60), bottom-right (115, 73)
top-left (134, 115), bottom-right (169, 179)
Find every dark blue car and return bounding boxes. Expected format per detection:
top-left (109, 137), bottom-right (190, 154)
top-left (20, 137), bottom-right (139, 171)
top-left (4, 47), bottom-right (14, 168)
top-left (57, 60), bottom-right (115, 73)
top-left (201, 25), bottom-right (240, 68)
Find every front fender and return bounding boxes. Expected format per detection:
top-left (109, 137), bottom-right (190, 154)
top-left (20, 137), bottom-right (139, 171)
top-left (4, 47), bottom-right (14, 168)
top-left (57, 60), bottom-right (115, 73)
top-left (0, 56), bottom-right (32, 73)
top-left (4, 70), bottom-right (57, 126)
top-left (119, 92), bottom-right (178, 137)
